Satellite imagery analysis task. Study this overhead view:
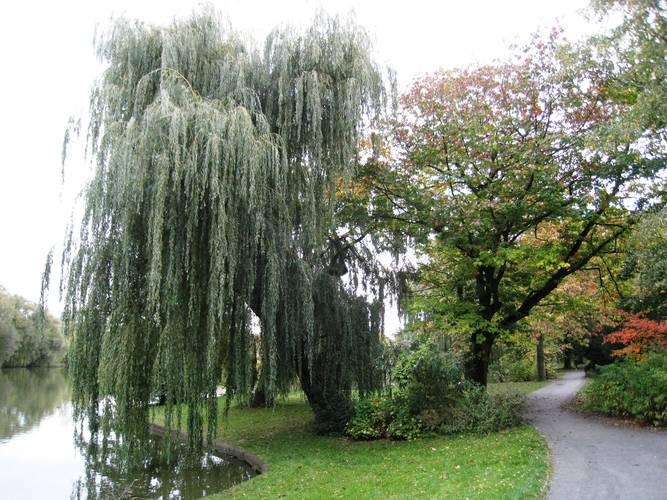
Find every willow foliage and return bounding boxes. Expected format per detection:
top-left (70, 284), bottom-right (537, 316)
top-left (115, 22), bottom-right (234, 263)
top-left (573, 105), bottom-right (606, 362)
top-left (58, 9), bottom-right (389, 445)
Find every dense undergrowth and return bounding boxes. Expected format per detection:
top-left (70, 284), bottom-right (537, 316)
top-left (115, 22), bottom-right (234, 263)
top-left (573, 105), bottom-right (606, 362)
top-left (345, 344), bottom-right (525, 441)
top-left (579, 351), bottom-right (667, 426)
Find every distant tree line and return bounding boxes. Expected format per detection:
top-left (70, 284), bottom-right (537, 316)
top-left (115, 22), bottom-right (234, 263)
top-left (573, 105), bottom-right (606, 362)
top-left (0, 287), bottom-right (66, 367)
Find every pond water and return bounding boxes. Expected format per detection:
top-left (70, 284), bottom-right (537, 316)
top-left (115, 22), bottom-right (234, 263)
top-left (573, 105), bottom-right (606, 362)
top-left (0, 368), bottom-right (256, 499)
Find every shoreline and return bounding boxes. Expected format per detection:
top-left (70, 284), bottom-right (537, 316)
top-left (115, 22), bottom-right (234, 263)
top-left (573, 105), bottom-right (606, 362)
top-left (148, 423), bottom-right (268, 474)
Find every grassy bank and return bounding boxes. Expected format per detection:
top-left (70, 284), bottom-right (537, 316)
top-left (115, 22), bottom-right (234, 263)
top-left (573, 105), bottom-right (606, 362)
top-left (488, 380), bottom-right (549, 397)
top-left (171, 383), bottom-right (550, 499)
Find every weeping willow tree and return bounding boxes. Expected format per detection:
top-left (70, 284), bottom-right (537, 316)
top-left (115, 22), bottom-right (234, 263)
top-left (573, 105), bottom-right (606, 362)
top-left (56, 9), bottom-right (391, 446)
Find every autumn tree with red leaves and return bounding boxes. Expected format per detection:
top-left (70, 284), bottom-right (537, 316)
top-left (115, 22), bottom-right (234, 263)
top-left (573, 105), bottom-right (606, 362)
top-left (605, 311), bottom-right (667, 360)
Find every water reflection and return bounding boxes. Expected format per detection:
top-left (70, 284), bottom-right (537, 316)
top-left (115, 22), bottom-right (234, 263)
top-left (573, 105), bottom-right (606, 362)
top-left (71, 429), bottom-right (256, 499)
top-left (0, 368), bottom-right (70, 441)
top-left (0, 369), bottom-right (255, 499)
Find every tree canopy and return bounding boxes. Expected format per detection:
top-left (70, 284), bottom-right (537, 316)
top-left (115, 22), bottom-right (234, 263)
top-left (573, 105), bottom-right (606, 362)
top-left (359, 26), bottom-right (666, 384)
top-left (617, 210), bottom-right (667, 318)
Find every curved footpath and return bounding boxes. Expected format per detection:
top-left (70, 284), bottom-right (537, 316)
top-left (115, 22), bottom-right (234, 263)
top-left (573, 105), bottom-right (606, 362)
top-left (524, 370), bottom-right (667, 500)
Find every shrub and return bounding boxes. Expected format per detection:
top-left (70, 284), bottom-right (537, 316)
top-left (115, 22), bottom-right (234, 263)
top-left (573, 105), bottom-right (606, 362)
top-left (581, 351), bottom-right (667, 425)
top-left (508, 358), bottom-right (535, 382)
top-left (386, 404), bottom-right (423, 440)
top-left (346, 344), bottom-right (526, 440)
top-left (441, 382), bottom-right (524, 434)
top-left (490, 353), bottom-right (537, 382)
top-left (345, 398), bottom-right (390, 440)
top-left (345, 395), bottom-right (424, 440)
top-left (346, 344), bottom-right (462, 440)
top-left (604, 312), bottom-right (667, 360)
top-left (393, 343), bottom-right (464, 413)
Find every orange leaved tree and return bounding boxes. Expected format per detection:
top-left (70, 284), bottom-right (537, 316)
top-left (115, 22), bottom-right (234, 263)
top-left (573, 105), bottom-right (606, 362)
top-left (605, 311), bottom-right (667, 360)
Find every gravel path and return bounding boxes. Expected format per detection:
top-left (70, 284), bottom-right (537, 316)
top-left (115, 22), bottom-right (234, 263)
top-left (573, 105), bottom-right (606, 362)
top-left (524, 370), bottom-right (667, 500)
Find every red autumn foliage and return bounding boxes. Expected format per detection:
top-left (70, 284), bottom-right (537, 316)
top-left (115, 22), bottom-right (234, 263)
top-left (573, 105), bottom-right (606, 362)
top-left (604, 310), bottom-right (667, 360)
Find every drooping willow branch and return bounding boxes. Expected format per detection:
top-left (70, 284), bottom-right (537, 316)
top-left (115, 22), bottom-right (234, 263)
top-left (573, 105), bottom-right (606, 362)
top-left (53, 9), bottom-right (391, 447)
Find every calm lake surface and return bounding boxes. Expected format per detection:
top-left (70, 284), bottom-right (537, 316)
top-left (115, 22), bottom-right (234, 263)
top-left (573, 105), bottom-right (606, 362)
top-left (0, 368), bottom-right (255, 499)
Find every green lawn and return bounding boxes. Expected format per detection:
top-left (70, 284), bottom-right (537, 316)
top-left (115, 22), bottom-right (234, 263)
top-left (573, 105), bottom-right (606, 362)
top-left (488, 380), bottom-right (549, 397)
top-left (183, 384), bottom-right (550, 499)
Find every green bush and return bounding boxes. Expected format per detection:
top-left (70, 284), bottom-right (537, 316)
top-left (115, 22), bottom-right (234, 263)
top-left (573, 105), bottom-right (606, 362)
top-left (442, 382), bottom-right (524, 434)
top-left (346, 344), bottom-right (460, 440)
top-left (345, 395), bottom-right (424, 440)
top-left (346, 344), bottom-right (526, 440)
top-left (581, 351), bottom-right (667, 425)
top-left (508, 358), bottom-right (535, 382)
top-left (490, 353), bottom-right (536, 383)
top-left (345, 398), bottom-right (389, 440)
top-left (393, 344), bottom-right (464, 413)
top-left (386, 404), bottom-right (423, 440)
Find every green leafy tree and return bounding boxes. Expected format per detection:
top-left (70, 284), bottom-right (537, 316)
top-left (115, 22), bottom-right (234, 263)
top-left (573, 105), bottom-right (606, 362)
top-left (0, 300), bottom-right (18, 366)
top-left (0, 287), bottom-right (64, 368)
top-left (363, 30), bottom-right (665, 385)
top-left (591, 0), bottom-right (667, 132)
top-left (54, 10), bottom-right (391, 442)
top-left (617, 210), bottom-right (667, 318)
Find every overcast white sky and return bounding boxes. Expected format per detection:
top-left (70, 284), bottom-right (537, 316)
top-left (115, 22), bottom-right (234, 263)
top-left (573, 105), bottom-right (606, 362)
top-left (0, 0), bottom-right (599, 316)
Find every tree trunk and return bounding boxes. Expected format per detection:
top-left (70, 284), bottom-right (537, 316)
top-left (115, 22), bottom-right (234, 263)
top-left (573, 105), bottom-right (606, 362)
top-left (249, 371), bottom-right (273, 407)
top-left (464, 331), bottom-right (495, 386)
top-left (563, 348), bottom-right (573, 370)
top-left (249, 259), bottom-right (374, 434)
top-left (248, 339), bottom-right (272, 408)
top-left (298, 357), bottom-right (353, 435)
top-left (536, 334), bottom-right (546, 381)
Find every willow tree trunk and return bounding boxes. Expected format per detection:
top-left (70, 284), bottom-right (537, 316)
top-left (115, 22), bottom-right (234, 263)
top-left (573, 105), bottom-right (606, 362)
top-left (298, 358), bottom-right (353, 435)
top-left (249, 366), bottom-right (272, 408)
top-left (248, 314), bottom-right (353, 432)
top-left (249, 262), bottom-right (371, 433)
top-left (464, 331), bottom-right (495, 387)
